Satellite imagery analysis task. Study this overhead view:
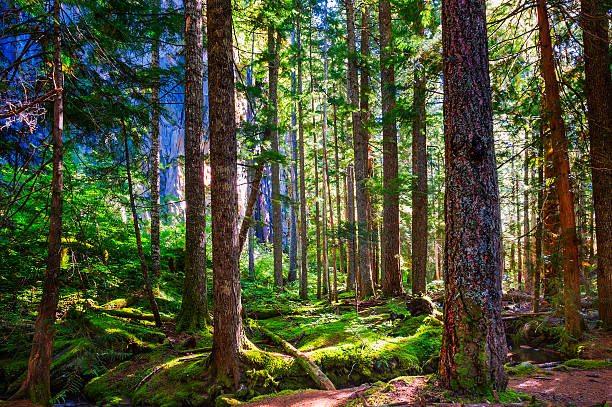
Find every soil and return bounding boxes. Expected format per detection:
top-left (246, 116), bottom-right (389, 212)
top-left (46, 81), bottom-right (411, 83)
top-left (509, 368), bottom-right (612, 406)
top-left (242, 385), bottom-right (370, 407)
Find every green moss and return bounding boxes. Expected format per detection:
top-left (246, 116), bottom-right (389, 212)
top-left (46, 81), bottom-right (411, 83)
top-left (561, 359), bottom-right (612, 369)
top-left (505, 362), bottom-right (538, 377)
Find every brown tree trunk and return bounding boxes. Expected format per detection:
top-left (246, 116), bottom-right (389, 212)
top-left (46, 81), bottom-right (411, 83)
top-left (268, 27), bottom-right (283, 289)
top-left (345, 0), bottom-right (358, 293)
top-left (439, 0), bottom-right (508, 391)
top-left (537, 0), bottom-right (582, 339)
top-left (150, 21), bottom-right (162, 283)
top-left (380, 0), bottom-right (402, 296)
top-left (123, 126), bottom-right (162, 327)
top-left (515, 161), bottom-right (522, 290)
top-left (208, 0), bottom-right (244, 386)
top-left (355, 7), bottom-right (374, 298)
top-left (333, 99), bottom-right (346, 287)
top-left (411, 0), bottom-right (428, 296)
top-left (177, 0), bottom-right (208, 333)
top-left (581, 0), bottom-right (612, 329)
top-left (16, 3), bottom-right (64, 403)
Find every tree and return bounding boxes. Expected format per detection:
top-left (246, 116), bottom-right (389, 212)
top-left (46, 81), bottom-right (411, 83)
top-left (355, 7), bottom-right (374, 298)
top-left (379, 0), bottom-right (402, 296)
top-left (581, 0), bottom-right (612, 329)
top-left (269, 26), bottom-right (283, 290)
top-left (536, 0), bottom-right (582, 339)
top-left (176, 0), bottom-right (208, 333)
top-left (14, 2), bottom-right (64, 404)
top-left (439, 0), bottom-right (508, 391)
top-left (208, 0), bottom-right (244, 386)
top-left (150, 0), bottom-right (162, 283)
top-left (123, 124), bottom-right (162, 327)
top-left (297, 7), bottom-right (308, 300)
top-left (411, 0), bottom-right (427, 295)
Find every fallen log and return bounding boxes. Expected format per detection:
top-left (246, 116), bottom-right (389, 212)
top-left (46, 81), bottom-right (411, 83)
top-left (89, 305), bottom-right (172, 323)
top-left (258, 325), bottom-right (335, 391)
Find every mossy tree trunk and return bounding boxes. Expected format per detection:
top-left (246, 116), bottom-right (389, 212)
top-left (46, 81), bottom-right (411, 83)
top-left (150, 11), bottom-right (161, 284)
top-left (297, 7), bottom-right (308, 300)
top-left (16, 3), bottom-right (64, 404)
top-left (176, 0), bottom-right (208, 333)
top-left (439, 0), bottom-right (508, 391)
top-left (208, 0), bottom-right (244, 387)
top-left (581, 0), bottom-right (612, 330)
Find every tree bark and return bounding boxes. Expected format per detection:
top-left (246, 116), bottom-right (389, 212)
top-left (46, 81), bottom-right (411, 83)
top-left (379, 0), bottom-right (402, 297)
top-left (16, 2), bottom-right (64, 404)
top-left (439, 0), bottom-right (508, 391)
top-left (208, 0), bottom-right (244, 386)
top-left (523, 147), bottom-right (532, 294)
top-left (177, 0), bottom-right (208, 333)
top-left (534, 127), bottom-right (544, 313)
top-left (346, 165), bottom-right (356, 291)
top-left (355, 7), bottom-right (374, 298)
top-left (411, 0), bottom-right (428, 296)
top-left (581, 0), bottom-right (612, 329)
top-left (150, 20), bottom-right (162, 283)
top-left (536, 0), bottom-right (582, 339)
top-left (123, 126), bottom-right (162, 327)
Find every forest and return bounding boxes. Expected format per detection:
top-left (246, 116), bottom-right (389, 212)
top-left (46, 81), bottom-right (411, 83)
top-left (1, 0), bottom-right (611, 405)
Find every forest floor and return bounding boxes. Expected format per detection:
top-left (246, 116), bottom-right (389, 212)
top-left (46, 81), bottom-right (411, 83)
top-left (2, 280), bottom-right (612, 407)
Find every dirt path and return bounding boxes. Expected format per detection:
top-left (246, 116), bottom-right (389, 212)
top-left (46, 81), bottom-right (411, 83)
top-left (242, 385), bottom-right (370, 407)
top-left (509, 368), bottom-right (612, 406)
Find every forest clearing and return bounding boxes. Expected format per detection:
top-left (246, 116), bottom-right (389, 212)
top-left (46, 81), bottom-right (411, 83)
top-left (1, 0), bottom-right (611, 404)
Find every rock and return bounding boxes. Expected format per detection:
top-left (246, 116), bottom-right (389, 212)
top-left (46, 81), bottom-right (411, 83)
top-left (404, 295), bottom-right (434, 317)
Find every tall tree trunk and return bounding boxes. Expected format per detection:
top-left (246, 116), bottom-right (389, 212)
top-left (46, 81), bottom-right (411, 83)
top-left (177, 0), bottom-right (207, 333)
top-left (297, 11), bottom-right (308, 300)
top-left (411, 0), bottom-right (428, 296)
top-left (333, 98), bottom-right (345, 286)
top-left (524, 147), bottom-right (532, 293)
top-left (379, 0), bottom-right (402, 296)
top-left (355, 7), bottom-right (374, 298)
top-left (439, 0), bottom-right (508, 391)
top-left (534, 127), bottom-right (544, 312)
top-left (346, 165), bottom-right (356, 291)
top-left (581, 0), bottom-right (612, 329)
top-left (288, 29), bottom-right (298, 283)
top-left (150, 19), bottom-right (162, 283)
top-left (269, 27), bottom-right (283, 289)
top-left (16, 3), bottom-right (64, 403)
top-left (208, 0), bottom-right (244, 386)
top-left (542, 107), bottom-right (561, 300)
top-left (515, 161), bottom-right (522, 290)
top-left (123, 127), bottom-right (162, 327)
top-left (537, 0), bottom-right (582, 339)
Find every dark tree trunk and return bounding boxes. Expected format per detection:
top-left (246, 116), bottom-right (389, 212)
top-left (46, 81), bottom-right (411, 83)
top-left (537, 0), bottom-right (582, 339)
top-left (515, 161), bottom-right (522, 290)
top-left (268, 27), bottom-right (283, 289)
top-left (16, 3), bottom-right (64, 403)
top-left (208, 0), bottom-right (244, 386)
top-left (355, 7), bottom-right (374, 298)
top-left (297, 11), bottom-right (308, 300)
top-left (379, 0), bottom-right (402, 296)
top-left (150, 21), bottom-right (161, 283)
top-left (288, 27), bottom-right (298, 282)
top-left (177, 0), bottom-right (208, 333)
top-left (581, 0), bottom-right (612, 329)
top-left (411, 0), bottom-right (428, 296)
top-left (333, 100), bottom-right (344, 294)
top-left (439, 0), bottom-right (508, 391)
top-left (123, 126), bottom-right (162, 327)
top-left (524, 147), bottom-right (533, 294)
